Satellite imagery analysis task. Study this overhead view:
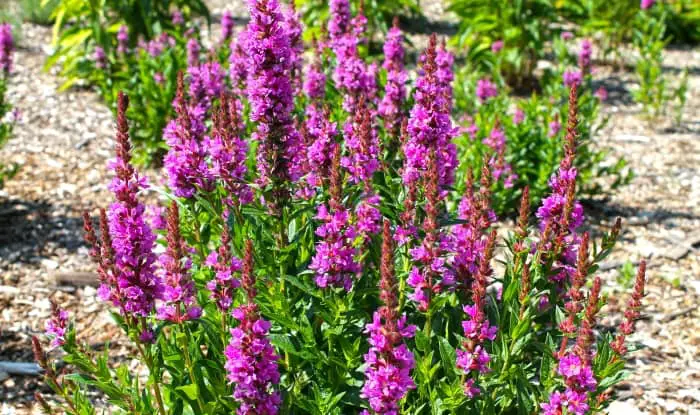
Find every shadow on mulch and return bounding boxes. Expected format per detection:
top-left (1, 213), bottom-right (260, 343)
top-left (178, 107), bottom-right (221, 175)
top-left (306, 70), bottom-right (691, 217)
top-left (0, 198), bottom-right (86, 263)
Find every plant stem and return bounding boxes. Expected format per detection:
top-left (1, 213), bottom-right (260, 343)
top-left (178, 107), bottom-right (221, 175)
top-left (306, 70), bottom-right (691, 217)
top-left (136, 342), bottom-right (167, 415)
top-left (183, 326), bottom-right (206, 412)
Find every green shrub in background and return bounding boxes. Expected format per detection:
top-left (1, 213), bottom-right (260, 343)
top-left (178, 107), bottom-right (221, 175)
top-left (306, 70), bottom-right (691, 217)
top-left (448, 0), bottom-right (560, 88)
top-left (45, 0), bottom-right (209, 91)
top-left (297, 0), bottom-right (420, 40)
top-left (633, 2), bottom-right (689, 120)
top-left (453, 30), bottom-right (631, 214)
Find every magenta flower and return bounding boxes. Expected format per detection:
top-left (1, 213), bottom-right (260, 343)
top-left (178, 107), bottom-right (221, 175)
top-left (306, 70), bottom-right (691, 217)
top-left (117, 25), bottom-right (128, 54)
top-left (93, 46), bottom-right (106, 69)
top-left (188, 60), bottom-right (225, 113)
top-left (378, 21), bottom-right (407, 135)
top-left (310, 205), bottom-right (361, 290)
top-left (225, 243), bottom-right (281, 415)
top-left (595, 87), bottom-right (608, 101)
top-left (303, 106), bottom-right (338, 189)
top-left (172, 10), bottom-right (185, 25)
top-left (205, 226), bottom-right (242, 312)
top-left (207, 96), bottom-right (253, 205)
top-left (221, 10), bottom-right (235, 42)
top-left (245, 0), bottom-right (302, 185)
top-left (0, 23), bottom-right (13, 74)
top-left (491, 40), bottom-right (504, 53)
top-left (403, 35), bottom-right (458, 189)
top-left (361, 221), bottom-right (416, 414)
top-left (563, 70), bottom-right (582, 87)
top-left (156, 204), bottom-right (201, 323)
top-left (104, 93), bottom-right (162, 317)
top-left (578, 39), bottom-right (593, 72)
top-left (640, 0), bottom-right (655, 9)
top-left (561, 31), bottom-right (574, 41)
top-left (45, 303), bottom-right (69, 349)
top-left (548, 119), bottom-right (561, 138)
top-left (229, 30), bottom-right (248, 95)
top-left (186, 38), bottom-right (200, 67)
top-left (513, 107), bottom-right (525, 124)
top-left (282, 3), bottom-right (304, 94)
top-left (436, 40), bottom-right (455, 111)
top-left (304, 46), bottom-right (326, 101)
top-left (164, 75), bottom-right (215, 198)
top-left (328, 0), bottom-right (352, 43)
top-left (476, 78), bottom-right (498, 102)
top-left (341, 103), bottom-right (380, 184)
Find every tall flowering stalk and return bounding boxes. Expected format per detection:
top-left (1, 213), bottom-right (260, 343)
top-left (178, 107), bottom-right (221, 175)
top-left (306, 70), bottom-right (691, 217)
top-left (156, 203), bottom-right (201, 323)
top-left (229, 29), bottom-right (249, 94)
top-left (45, 300), bottom-right (69, 349)
top-left (360, 220), bottom-right (416, 414)
top-left (456, 230), bottom-right (498, 397)
top-left (164, 73), bottom-right (215, 198)
top-left (542, 279), bottom-right (601, 415)
top-left (451, 168), bottom-right (496, 292)
top-left (206, 224), bottom-right (242, 313)
top-left (245, 0), bottom-right (302, 208)
top-left (342, 99), bottom-right (380, 185)
top-left (407, 152), bottom-right (454, 312)
top-left (303, 106), bottom-right (338, 190)
top-left (105, 92), bottom-right (162, 318)
top-left (282, 2), bottom-right (304, 94)
top-left (0, 23), bottom-right (13, 75)
top-left (330, 3), bottom-right (377, 112)
top-left (309, 147), bottom-right (361, 289)
top-left (610, 261), bottom-right (647, 356)
top-left (207, 94), bottom-right (252, 206)
top-left (225, 241), bottom-right (281, 415)
top-left (378, 18), bottom-right (407, 138)
top-left (403, 34), bottom-right (457, 189)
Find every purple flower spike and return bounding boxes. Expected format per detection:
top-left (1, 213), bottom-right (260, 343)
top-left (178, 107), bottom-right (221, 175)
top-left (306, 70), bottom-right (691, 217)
top-left (361, 221), bottom-right (416, 414)
top-left (117, 25), bottom-right (128, 54)
top-left (378, 19), bottom-right (407, 136)
top-left (245, 0), bottom-right (302, 186)
top-left (0, 23), bottom-right (14, 74)
top-left (106, 93), bottom-right (162, 317)
top-left (45, 301), bottom-right (69, 349)
top-left (164, 73), bottom-right (215, 198)
top-left (403, 35), bottom-right (458, 189)
top-left (221, 10), bottom-right (235, 42)
top-left (225, 242), bottom-right (281, 415)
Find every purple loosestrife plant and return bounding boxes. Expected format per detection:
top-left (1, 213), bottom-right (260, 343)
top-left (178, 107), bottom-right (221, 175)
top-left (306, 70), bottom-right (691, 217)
top-left (245, 0), bottom-right (302, 192)
top-left (164, 73), bottom-right (215, 198)
top-left (378, 18), bottom-right (407, 138)
top-left (44, 301), bottom-right (69, 349)
top-left (156, 203), bottom-right (202, 323)
top-left (403, 35), bottom-right (457, 189)
top-left (207, 94), bottom-right (253, 206)
top-left (105, 92), bottom-right (162, 318)
top-left (221, 10), bottom-right (235, 43)
top-left (0, 23), bottom-right (13, 74)
top-left (361, 220), bottom-right (416, 414)
top-left (225, 241), bottom-right (281, 415)
top-left (206, 224), bottom-right (242, 312)
top-left (309, 148), bottom-right (361, 290)
top-left (229, 29), bottom-right (249, 95)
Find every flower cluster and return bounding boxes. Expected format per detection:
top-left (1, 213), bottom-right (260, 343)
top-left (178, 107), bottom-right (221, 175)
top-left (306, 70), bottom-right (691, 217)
top-left (225, 242), bottom-right (281, 415)
top-left (44, 301), bottom-right (69, 349)
top-left (361, 221), bottom-right (416, 414)
top-left (309, 149), bottom-right (361, 289)
top-left (245, 0), bottom-right (301, 187)
top-left (475, 79), bottom-right (498, 102)
top-left (0, 23), bottom-right (14, 74)
top-left (156, 203), bottom-right (201, 323)
top-left (206, 224), bottom-right (242, 312)
top-left (164, 73), bottom-right (215, 198)
top-left (456, 231), bottom-right (498, 397)
top-left (541, 352), bottom-right (597, 415)
top-left (378, 19), bottom-right (407, 136)
top-left (104, 93), bottom-right (162, 317)
top-left (403, 35), bottom-right (457, 189)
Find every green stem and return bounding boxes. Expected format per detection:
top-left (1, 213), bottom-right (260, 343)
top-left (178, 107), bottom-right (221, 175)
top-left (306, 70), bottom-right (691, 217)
top-left (136, 342), bottom-right (167, 415)
top-left (183, 327), bottom-right (206, 412)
